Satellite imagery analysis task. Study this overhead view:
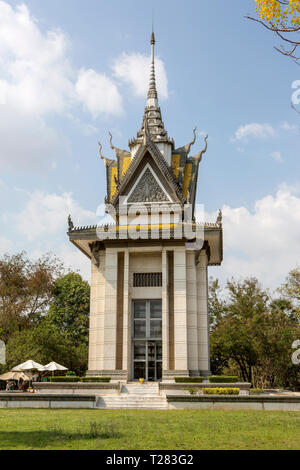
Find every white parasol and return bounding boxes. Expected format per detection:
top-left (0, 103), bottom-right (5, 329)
top-left (12, 360), bottom-right (45, 372)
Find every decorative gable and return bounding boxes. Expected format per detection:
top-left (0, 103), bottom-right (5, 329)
top-left (127, 167), bottom-right (170, 203)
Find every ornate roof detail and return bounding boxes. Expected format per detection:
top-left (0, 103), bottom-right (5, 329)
top-left (98, 141), bottom-right (116, 167)
top-left (68, 214), bottom-right (74, 232)
top-left (109, 132), bottom-right (130, 158)
top-left (174, 127), bottom-right (197, 156)
top-left (190, 134), bottom-right (208, 163)
top-left (216, 209), bottom-right (222, 228)
top-left (111, 140), bottom-right (185, 206)
top-left (129, 32), bottom-right (174, 149)
top-left (128, 168), bottom-right (169, 203)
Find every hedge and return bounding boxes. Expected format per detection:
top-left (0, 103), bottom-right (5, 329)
top-left (80, 377), bottom-right (111, 383)
top-left (49, 376), bottom-right (80, 382)
top-left (204, 388), bottom-right (240, 395)
top-left (174, 377), bottom-right (204, 383)
top-left (208, 376), bottom-right (239, 383)
top-left (48, 376), bottom-right (111, 383)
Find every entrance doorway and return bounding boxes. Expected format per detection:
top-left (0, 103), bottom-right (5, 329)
top-left (132, 300), bottom-right (162, 381)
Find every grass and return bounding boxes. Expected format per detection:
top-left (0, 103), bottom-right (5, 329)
top-left (0, 409), bottom-right (299, 450)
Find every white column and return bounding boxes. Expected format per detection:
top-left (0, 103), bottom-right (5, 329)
top-left (102, 249), bottom-right (118, 370)
top-left (173, 248), bottom-right (188, 372)
top-left (162, 248), bottom-right (169, 372)
top-left (122, 249), bottom-right (130, 376)
top-left (88, 253), bottom-right (105, 372)
top-left (196, 251), bottom-right (210, 373)
top-left (186, 251), bottom-right (198, 373)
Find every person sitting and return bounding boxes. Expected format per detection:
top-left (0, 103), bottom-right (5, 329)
top-left (18, 377), bottom-right (24, 391)
top-left (22, 381), bottom-right (29, 392)
top-left (6, 381), bottom-right (14, 391)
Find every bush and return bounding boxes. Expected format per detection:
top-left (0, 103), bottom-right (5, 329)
top-left (204, 388), bottom-right (240, 395)
top-left (49, 376), bottom-right (80, 382)
top-left (174, 377), bottom-right (204, 383)
top-left (80, 377), bottom-right (111, 383)
top-left (208, 376), bottom-right (239, 383)
top-left (185, 387), bottom-right (199, 395)
top-left (65, 371), bottom-right (76, 376)
top-left (249, 388), bottom-right (264, 395)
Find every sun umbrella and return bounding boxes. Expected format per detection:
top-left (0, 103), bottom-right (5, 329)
top-left (42, 361), bottom-right (68, 376)
top-left (43, 362), bottom-right (68, 371)
top-left (0, 371), bottom-right (31, 381)
top-left (12, 360), bottom-right (45, 372)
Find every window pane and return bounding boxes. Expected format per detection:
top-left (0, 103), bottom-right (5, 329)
top-left (134, 343), bottom-right (146, 360)
top-left (150, 319), bottom-right (162, 337)
top-left (134, 362), bottom-right (146, 380)
top-left (157, 344), bottom-right (162, 360)
top-left (134, 320), bottom-right (146, 338)
top-left (150, 300), bottom-right (162, 318)
top-left (134, 301), bottom-right (146, 318)
top-left (156, 362), bottom-right (162, 380)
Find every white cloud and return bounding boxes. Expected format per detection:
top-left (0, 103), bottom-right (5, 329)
top-left (56, 243), bottom-right (91, 281)
top-left (207, 184), bottom-right (300, 289)
top-left (270, 151), bottom-right (283, 163)
top-left (232, 123), bottom-right (275, 142)
top-left (0, 237), bottom-right (13, 255)
top-left (281, 121), bottom-right (298, 131)
top-left (75, 69), bottom-right (123, 117)
top-left (113, 52), bottom-right (168, 100)
top-left (0, 1), bottom-right (75, 115)
top-left (0, 0), bottom-right (123, 170)
top-left (16, 191), bottom-right (96, 241)
top-left (0, 107), bottom-right (61, 170)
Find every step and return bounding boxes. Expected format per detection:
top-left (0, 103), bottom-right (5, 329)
top-left (96, 395), bottom-right (168, 410)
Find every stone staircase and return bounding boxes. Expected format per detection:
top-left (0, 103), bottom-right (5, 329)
top-left (96, 382), bottom-right (168, 410)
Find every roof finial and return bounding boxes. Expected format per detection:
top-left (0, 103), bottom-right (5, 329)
top-left (147, 29), bottom-right (158, 106)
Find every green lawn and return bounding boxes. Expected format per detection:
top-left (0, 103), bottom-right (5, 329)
top-left (0, 409), bottom-right (299, 450)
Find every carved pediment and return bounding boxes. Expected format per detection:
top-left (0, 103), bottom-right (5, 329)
top-left (127, 167), bottom-right (169, 203)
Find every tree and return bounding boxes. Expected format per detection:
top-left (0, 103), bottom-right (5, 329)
top-left (280, 267), bottom-right (300, 301)
top-left (5, 322), bottom-right (88, 375)
top-left (256, 301), bottom-right (300, 388)
top-left (210, 278), bottom-right (269, 383)
top-left (209, 275), bottom-right (300, 388)
top-left (45, 273), bottom-right (90, 347)
top-left (247, 1), bottom-right (300, 64)
top-left (0, 252), bottom-right (63, 342)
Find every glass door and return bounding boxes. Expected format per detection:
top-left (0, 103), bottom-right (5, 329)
top-left (132, 300), bottom-right (162, 381)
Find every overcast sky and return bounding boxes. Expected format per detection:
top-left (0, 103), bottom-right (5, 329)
top-left (0, 0), bottom-right (299, 291)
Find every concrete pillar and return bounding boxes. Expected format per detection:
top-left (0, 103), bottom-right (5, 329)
top-left (173, 248), bottom-right (188, 374)
top-left (162, 248), bottom-right (169, 372)
top-left (87, 252), bottom-right (105, 374)
top-left (102, 249), bottom-right (118, 370)
top-left (196, 251), bottom-right (211, 376)
top-left (186, 251), bottom-right (199, 374)
top-left (122, 249), bottom-right (130, 377)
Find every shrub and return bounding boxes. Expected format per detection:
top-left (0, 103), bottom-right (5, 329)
top-left (185, 387), bottom-right (199, 395)
top-left (203, 388), bottom-right (240, 395)
top-left (208, 376), bottom-right (239, 383)
top-left (80, 377), bottom-right (111, 383)
top-left (249, 388), bottom-right (264, 395)
top-left (174, 377), bottom-right (204, 383)
top-left (49, 376), bottom-right (80, 382)
top-left (65, 371), bottom-right (76, 376)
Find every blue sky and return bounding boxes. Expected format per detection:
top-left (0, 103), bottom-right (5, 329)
top-left (0, 0), bottom-right (299, 290)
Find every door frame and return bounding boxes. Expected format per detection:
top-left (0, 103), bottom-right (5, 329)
top-left (131, 299), bottom-right (162, 381)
